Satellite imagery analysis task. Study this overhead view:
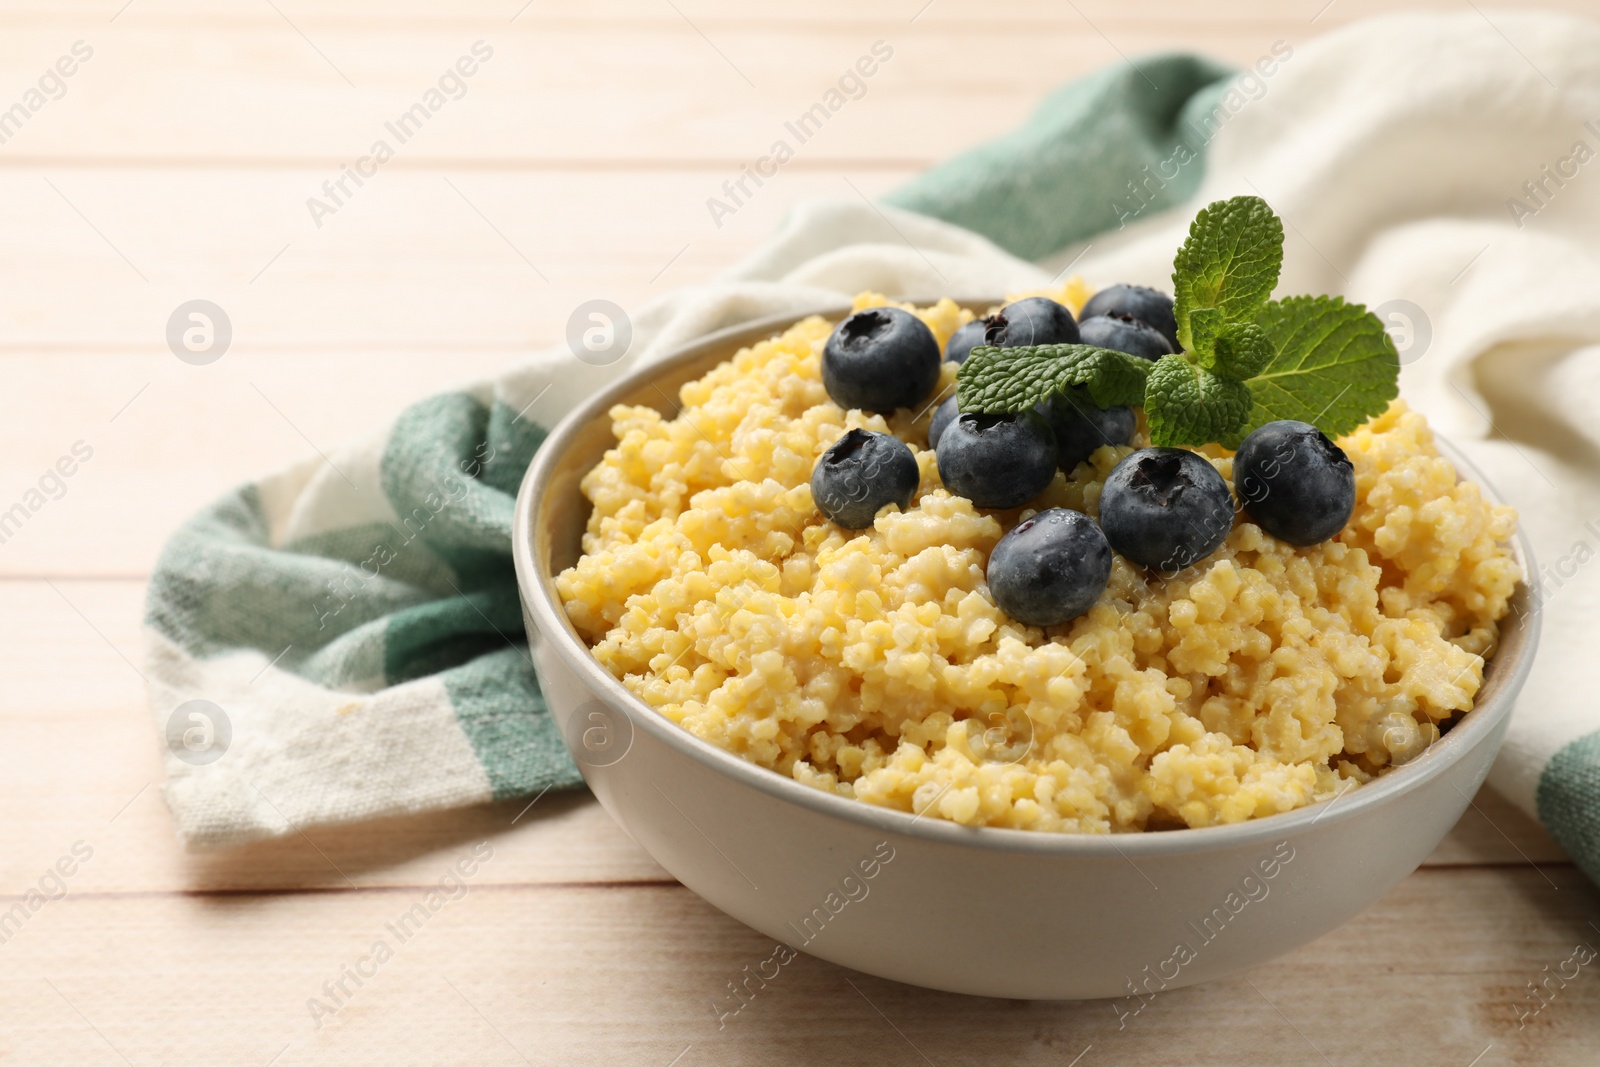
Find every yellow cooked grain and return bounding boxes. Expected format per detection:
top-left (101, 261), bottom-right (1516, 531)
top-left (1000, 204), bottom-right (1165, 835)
top-left (556, 289), bottom-right (1521, 833)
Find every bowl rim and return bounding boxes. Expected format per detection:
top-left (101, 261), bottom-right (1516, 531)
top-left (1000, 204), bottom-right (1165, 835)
top-left (512, 302), bottom-right (1543, 857)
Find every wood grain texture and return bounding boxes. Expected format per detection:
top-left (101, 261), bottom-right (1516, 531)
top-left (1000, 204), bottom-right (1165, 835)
top-left (3, 0), bottom-right (1587, 169)
top-left (1, 1), bottom-right (1593, 1064)
top-left (2, 870), bottom-right (1597, 1065)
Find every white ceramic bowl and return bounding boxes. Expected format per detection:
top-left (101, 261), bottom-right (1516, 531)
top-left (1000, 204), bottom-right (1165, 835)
top-left (512, 305), bottom-right (1540, 1000)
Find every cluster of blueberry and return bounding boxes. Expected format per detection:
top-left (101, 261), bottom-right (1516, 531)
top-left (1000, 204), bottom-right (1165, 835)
top-left (809, 288), bottom-right (1356, 629)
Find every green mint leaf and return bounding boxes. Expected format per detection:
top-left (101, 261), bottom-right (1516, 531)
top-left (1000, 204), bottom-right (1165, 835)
top-left (956, 344), bottom-right (1152, 413)
top-left (1188, 307), bottom-right (1224, 370)
top-left (1172, 195), bottom-right (1284, 351)
top-left (1240, 295), bottom-right (1400, 440)
top-left (1212, 322), bottom-right (1275, 380)
top-left (1144, 353), bottom-right (1253, 447)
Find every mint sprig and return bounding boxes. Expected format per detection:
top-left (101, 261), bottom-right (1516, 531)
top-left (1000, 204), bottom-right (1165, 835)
top-left (953, 195), bottom-right (1400, 451)
top-left (1172, 196), bottom-right (1283, 352)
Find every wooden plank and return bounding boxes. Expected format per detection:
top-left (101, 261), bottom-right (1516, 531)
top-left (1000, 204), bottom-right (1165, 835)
top-left (0, 1), bottom-right (1583, 169)
top-left (0, 349), bottom-right (578, 576)
top-left (6, 0), bottom-right (1593, 21)
top-left (0, 867), bottom-right (1595, 1065)
top-left (0, 348), bottom-right (622, 577)
top-left (0, 167), bottom-right (914, 352)
top-left (6, 0), bottom-right (1596, 29)
top-left (0, 20), bottom-right (1193, 166)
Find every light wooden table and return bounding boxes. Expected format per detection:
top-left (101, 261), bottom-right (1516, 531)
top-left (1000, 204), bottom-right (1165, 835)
top-left (4, 2), bottom-right (1598, 1064)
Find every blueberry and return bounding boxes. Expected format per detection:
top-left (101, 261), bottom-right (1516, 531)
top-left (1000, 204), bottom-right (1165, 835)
top-left (985, 296), bottom-right (1080, 348)
top-left (1099, 448), bottom-right (1234, 573)
top-left (944, 319), bottom-right (987, 364)
top-left (987, 508), bottom-right (1112, 627)
top-left (936, 410), bottom-right (1057, 510)
top-left (1078, 313), bottom-right (1174, 361)
top-left (1080, 285), bottom-right (1178, 351)
top-left (928, 395), bottom-right (959, 450)
top-left (1234, 420), bottom-right (1356, 545)
top-left (811, 428), bottom-right (921, 530)
top-left (1036, 388), bottom-right (1137, 472)
top-left (822, 307), bottom-right (941, 414)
